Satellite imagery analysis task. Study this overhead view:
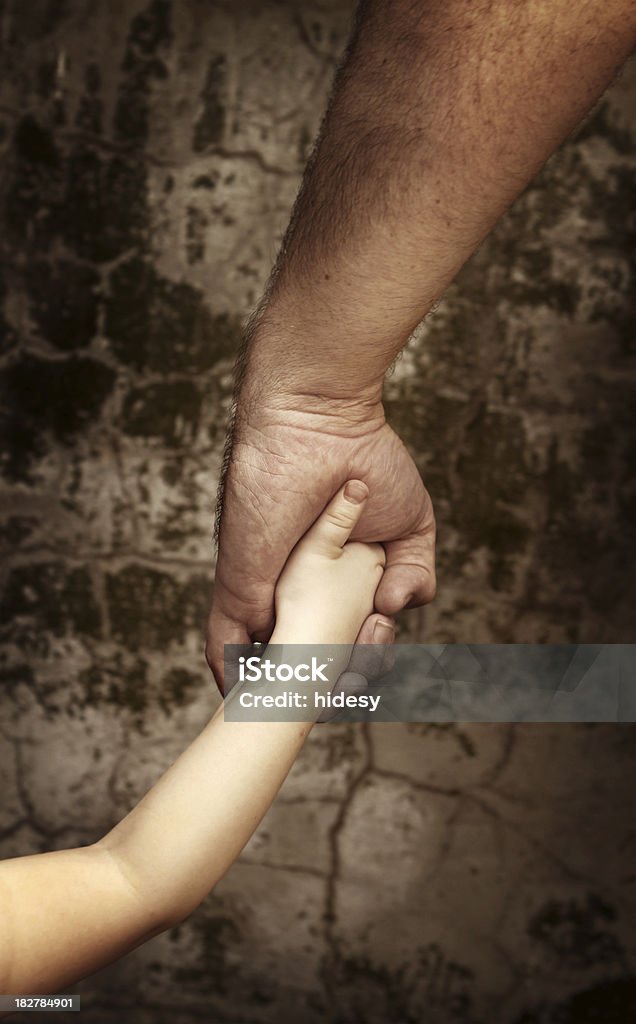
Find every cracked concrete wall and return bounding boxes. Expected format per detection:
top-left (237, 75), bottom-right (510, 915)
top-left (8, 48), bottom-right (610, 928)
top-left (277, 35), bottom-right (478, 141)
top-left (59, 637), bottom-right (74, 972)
top-left (0, 1), bottom-right (635, 1022)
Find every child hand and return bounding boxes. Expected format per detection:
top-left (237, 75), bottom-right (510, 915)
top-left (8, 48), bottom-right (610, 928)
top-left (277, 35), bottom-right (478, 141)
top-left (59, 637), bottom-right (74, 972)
top-left (273, 480), bottom-right (386, 645)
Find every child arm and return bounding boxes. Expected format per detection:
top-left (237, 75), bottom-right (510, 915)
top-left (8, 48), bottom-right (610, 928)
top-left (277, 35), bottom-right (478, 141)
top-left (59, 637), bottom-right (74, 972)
top-left (0, 713), bottom-right (315, 996)
top-left (0, 481), bottom-right (385, 996)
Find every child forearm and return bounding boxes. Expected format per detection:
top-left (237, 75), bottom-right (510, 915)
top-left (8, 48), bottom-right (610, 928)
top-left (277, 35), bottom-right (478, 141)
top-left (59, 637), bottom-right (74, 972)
top-left (1, 686), bottom-right (314, 995)
top-left (0, 653), bottom-right (314, 996)
top-left (98, 622), bottom-right (355, 926)
top-left (0, 844), bottom-right (163, 996)
top-left (99, 695), bottom-right (313, 926)
top-left (0, 481), bottom-right (382, 995)
top-left (0, 638), bottom-right (351, 994)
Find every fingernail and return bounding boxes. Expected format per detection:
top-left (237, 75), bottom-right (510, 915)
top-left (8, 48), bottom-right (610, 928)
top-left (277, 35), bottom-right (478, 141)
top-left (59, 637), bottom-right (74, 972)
top-left (344, 480), bottom-right (368, 504)
top-left (373, 619), bottom-right (394, 642)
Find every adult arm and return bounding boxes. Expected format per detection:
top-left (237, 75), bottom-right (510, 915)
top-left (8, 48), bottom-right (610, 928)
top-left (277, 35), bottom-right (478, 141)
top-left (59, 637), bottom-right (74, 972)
top-left (207, 0), bottom-right (636, 687)
top-left (250, 0), bottom-right (636, 393)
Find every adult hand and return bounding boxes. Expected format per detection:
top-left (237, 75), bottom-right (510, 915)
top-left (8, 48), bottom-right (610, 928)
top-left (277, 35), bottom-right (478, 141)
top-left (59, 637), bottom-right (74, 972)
top-left (317, 610), bottom-right (397, 723)
top-left (206, 387), bottom-right (435, 692)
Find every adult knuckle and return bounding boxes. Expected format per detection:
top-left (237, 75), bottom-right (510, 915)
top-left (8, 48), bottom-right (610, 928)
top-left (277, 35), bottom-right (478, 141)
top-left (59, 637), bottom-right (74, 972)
top-left (421, 569), bottom-right (437, 601)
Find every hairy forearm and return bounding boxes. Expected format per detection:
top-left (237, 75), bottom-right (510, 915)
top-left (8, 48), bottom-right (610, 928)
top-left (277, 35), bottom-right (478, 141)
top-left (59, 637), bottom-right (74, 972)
top-left (246, 0), bottom-right (635, 400)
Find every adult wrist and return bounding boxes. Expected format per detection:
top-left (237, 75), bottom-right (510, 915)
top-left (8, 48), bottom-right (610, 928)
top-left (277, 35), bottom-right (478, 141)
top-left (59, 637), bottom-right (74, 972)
top-left (238, 326), bottom-right (385, 427)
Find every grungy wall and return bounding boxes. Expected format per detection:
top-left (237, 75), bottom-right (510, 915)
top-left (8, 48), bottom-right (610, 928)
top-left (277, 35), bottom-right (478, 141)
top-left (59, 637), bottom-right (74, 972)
top-left (1, 1), bottom-right (635, 1022)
